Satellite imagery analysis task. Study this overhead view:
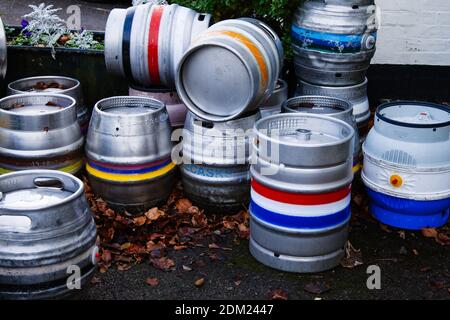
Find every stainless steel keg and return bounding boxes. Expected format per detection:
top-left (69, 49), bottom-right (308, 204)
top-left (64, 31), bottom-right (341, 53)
top-left (260, 79), bottom-right (288, 118)
top-left (105, 3), bottom-right (211, 88)
top-left (85, 96), bottom-right (176, 213)
top-left (181, 111), bottom-right (260, 213)
top-left (176, 18), bottom-right (284, 122)
top-left (129, 85), bottom-right (187, 128)
top-left (362, 101), bottom-right (450, 230)
top-left (0, 170), bottom-right (98, 300)
top-left (292, 1), bottom-right (377, 86)
top-left (0, 17), bottom-right (7, 80)
top-left (7, 76), bottom-right (91, 135)
top-left (250, 114), bottom-right (354, 273)
top-left (283, 95), bottom-right (361, 172)
top-left (0, 94), bottom-right (84, 176)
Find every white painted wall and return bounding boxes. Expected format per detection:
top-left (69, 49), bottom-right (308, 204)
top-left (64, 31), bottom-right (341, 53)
top-left (373, 0), bottom-right (450, 65)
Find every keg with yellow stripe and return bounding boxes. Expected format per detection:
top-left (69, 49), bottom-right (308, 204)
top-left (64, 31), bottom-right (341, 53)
top-left (85, 96), bottom-right (176, 213)
top-left (176, 18), bottom-right (284, 122)
top-left (0, 94), bottom-right (84, 176)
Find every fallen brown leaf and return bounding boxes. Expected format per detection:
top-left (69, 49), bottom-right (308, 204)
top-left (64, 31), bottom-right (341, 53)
top-left (268, 289), bottom-right (288, 300)
top-left (133, 216), bottom-right (147, 226)
top-left (340, 241), bottom-right (363, 269)
top-left (304, 281), bottom-right (331, 295)
top-left (176, 198), bottom-right (193, 214)
top-left (146, 277), bottom-right (160, 287)
top-left (194, 278), bottom-right (205, 287)
top-left (151, 257), bottom-right (175, 271)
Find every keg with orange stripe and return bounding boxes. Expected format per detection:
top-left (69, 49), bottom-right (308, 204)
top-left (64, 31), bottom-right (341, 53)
top-left (176, 18), bottom-right (284, 122)
top-left (250, 114), bottom-right (355, 273)
top-left (85, 96), bottom-right (176, 213)
top-left (104, 3), bottom-right (211, 88)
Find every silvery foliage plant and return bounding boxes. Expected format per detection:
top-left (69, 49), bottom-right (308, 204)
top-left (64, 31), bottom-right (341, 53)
top-left (66, 30), bottom-right (100, 50)
top-left (132, 0), bottom-right (168, 6)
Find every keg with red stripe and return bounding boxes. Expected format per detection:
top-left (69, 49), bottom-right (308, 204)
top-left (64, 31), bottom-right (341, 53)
top-left (85, 96), bottom-right (176, 213)
top-left (176, 18), bottom-right (284, 122)
top-left (104, 3), bottom-right (211, 88)
top-left (250, 114), bottom-right (355, 273)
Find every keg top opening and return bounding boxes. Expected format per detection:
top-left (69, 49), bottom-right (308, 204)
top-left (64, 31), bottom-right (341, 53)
top-left (377, 101), bottom-right (450, 128)
top-left (179, 44), bottom-right (253, 118)
top-left (95, 96), bottom-right (166, 116)
top-left (0, 94), bottom-right (75, 116)
top-left (283, 96), bottom-right (352, 116)
top-left (8, 76), bottom-right (79, 94)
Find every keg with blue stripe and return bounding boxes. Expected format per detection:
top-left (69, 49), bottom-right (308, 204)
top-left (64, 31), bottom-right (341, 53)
top-left (0, 94), bottom-right (84, 176)
top-left (282, 96), bottom-right (361, 173)
top-left (292, 0), bottom-right (377, 86)
top-left (181, 111), bottom-right (260, 213)
top-left (362, 101), bottom-right (450, 230)
top-left (85, 96), bottom-right (176, 213)
top-left (250, 114), bottom-right (355, 273)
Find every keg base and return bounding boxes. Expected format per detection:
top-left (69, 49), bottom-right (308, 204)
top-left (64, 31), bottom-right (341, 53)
top-left (249, 237), bottom-right (344, 273)
top-left (367, 189), bottom-right (450, 230)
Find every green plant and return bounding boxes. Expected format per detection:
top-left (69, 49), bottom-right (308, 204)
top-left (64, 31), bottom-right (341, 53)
top-left (170, 0), bottom-right (303, 62)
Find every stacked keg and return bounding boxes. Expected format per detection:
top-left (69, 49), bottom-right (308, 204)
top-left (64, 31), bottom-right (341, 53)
top-left (293, 0), bottom-right (377, 149)
top-left (85, 96), bottom-right (176, 213)
top-left (177, 18), bottom-right (283, 213)
top-left (0, 170), bottom-right (98, 299)
top-left (250, 114), bottom-right (355, 273)
top-left (362, 101), bottom-right (450, 230)
top-left (7, 76), bottom-right (90, 135)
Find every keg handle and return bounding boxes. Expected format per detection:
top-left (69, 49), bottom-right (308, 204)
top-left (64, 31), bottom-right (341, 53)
top-left (33, 177), bottom-right (65, 190)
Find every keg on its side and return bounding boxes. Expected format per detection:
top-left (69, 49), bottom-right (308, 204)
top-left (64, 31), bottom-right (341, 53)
top-left (292, 1), bottom-right (377, 86)
top-left (0, 170), bottom-right (98, 300)
top-left (105, 3), bottom-right (211, 88)
top-left (181, 111), bottom-right (260, 213)
top-left (0, 94), bottom-right (84, 176)
top-left (85, 96), bottom-right (176, 213)
top-left (250, 114), bottom-right (354, 273)
top-left (129, 85), bottom-right (187, 128)
top-left (260, 79), bottom-right (288, 118)
top-left (296, 78), bottom-right (370, 143)
top-left (7, 76), bottom-right (91, 135)
top-left (283, 96), bottom-right (361, 173)
top-left (362, 101), bottom-right (450, 230)
top-left (177, 18), bottom-right (284, 122)
top-left (0, 17), bottom-right (7, 80)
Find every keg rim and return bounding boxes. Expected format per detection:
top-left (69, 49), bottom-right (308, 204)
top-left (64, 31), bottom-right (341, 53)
top-left (0, 170), bottom-right (84, 212)
top-left (299, 78), bottom-right (368, 91)
top-left (94, 96), bottom-right (166, 117)
top-left (129, 84), bottom-right (177, 93)
top-left (0, 93), bottom-right (77, 116)
top-left (282, 95), bottom-right (353, 117)
top-left (377, 100), bottom-right (450, 129)
top-left (7, 76), bottom-right (81, 96)
top-left (254, 113), bottom-right (355, 147)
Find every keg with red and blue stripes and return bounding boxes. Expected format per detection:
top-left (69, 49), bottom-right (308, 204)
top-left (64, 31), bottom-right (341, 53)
top-left (250, 179), bottom-right (352, 230)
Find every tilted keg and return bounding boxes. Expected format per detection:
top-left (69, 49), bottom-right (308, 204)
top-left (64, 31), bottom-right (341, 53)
top-left (129, 84), bottom-right (187, 128)
top-left (105, 3), bottom-right (211, 88)
top-left (250, 114), bottom-right (354, 273)
top-left (283, 95), bottom-right (361, 172)
top-left (260, 79), bottom-right (289, 118)
top-left (296, 78), bottom-right (370, 142)
top-left (181, 111), bottom-right (260, 213)
top-left (7, 76), bottom-right (91, 135)
top-left (85, 96), bottom-right (176, 213)
top-left (176, 18), bottom-right (284, 122)
top-left (0, 170), bottom-right (98, 300)
top-left (292, 1), bottom-right (377, 86)
top-left (0, 94), bottom-right (84, 176)
top-left (0, 17), bottom-right (7, 80)
top-left (362, 101), bottom-right (450, 230)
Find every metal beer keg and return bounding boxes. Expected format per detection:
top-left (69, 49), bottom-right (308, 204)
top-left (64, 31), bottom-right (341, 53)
top-left (0, 94), bottom-right (84, 176)
top-left (176, 18), bottom-right (284, 122)
top-left (260, 79), bottom-right (288, 118)
top-left (283, 95), bottom-right (361, 172)
top-left (362, 101), bottom-right (450, 230)
top-left (85, 96), bottom-right (176, 213)
top-left (292, 0), bottom-right (377, 86)
top-left (0, 170), bottom-right (98, 300)
top-left (7, 76), bottom-right (91, 135)
top-left (105, 3), bottom-right (211, 88)
top-left (250, 114), bottom-right (354, 273)
top-left (181, 111), bottom-right (260, 213)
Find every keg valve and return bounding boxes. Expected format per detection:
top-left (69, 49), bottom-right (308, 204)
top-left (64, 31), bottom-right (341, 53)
top-left (296, 129), bottom-right (312, 141)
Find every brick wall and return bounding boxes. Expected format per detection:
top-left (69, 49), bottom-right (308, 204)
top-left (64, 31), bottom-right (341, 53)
top-left (373, 0), bottom-right (450, 65)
